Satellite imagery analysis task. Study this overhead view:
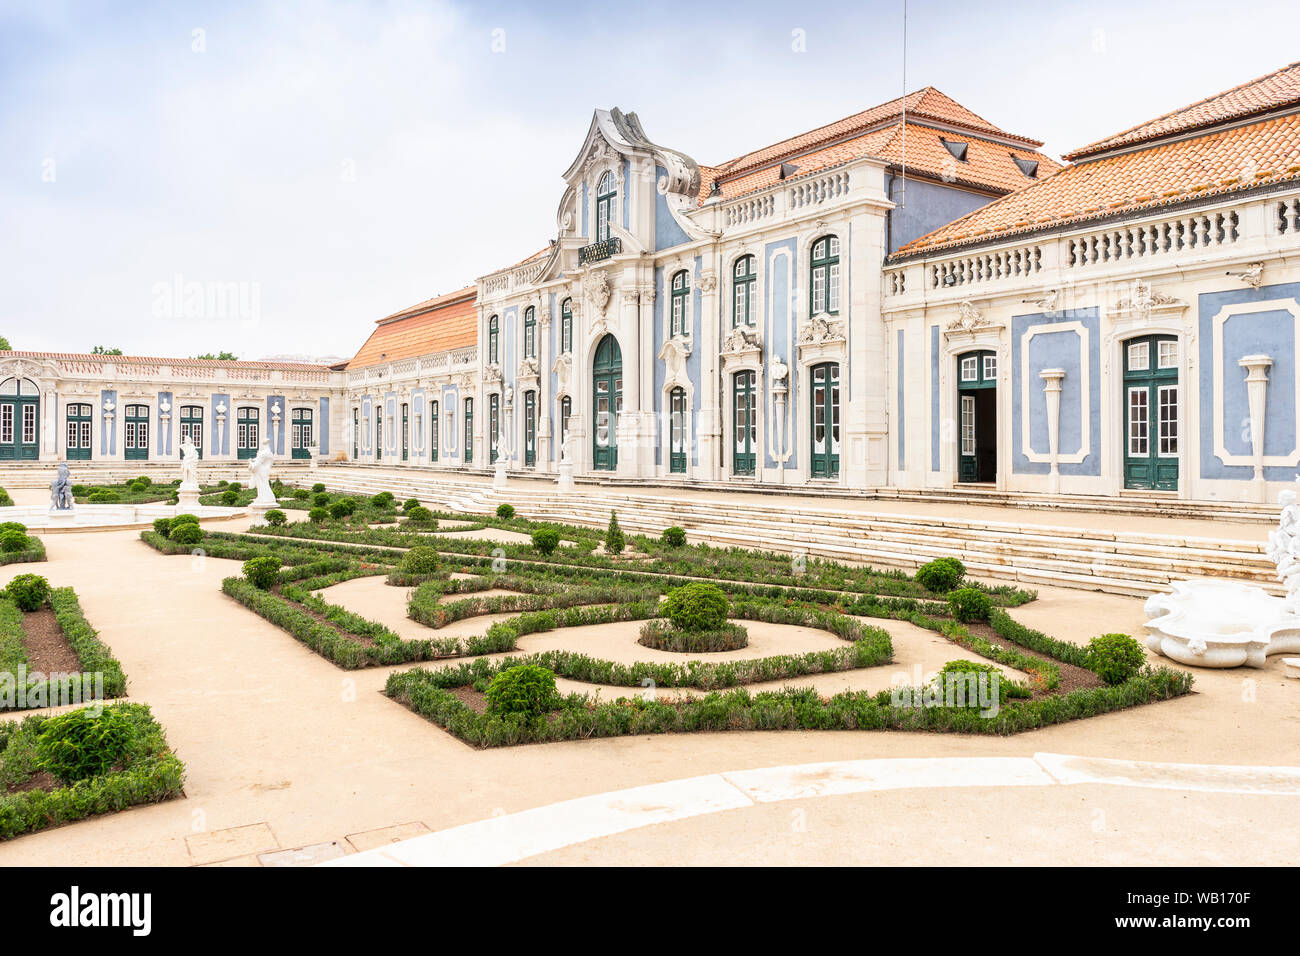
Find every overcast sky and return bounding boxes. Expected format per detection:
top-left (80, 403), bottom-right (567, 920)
top-left (3, 0), bottom-right (1298, 361)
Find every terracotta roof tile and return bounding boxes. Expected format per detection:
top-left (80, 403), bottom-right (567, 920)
top-left (1067, 59), bottom-right (1300, 160)
top-left (892, 111), bottom-right (1300, 258)
top-left (347, 286), bottom-right (477, 368)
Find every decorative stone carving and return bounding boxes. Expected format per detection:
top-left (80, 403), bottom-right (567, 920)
top-left (1022, 289), bottom-right (1060, 315)
top-left (1114, 280), bottom-right (1184, 323)
top-left (517, 357), bottom-right (540, 381)
top-left (697, 272), bottom-right (717, 293)
top-left (179, 437), bottom-right (200, 489)
top-left (49, 463), bottom-right (74, 513)
top-left (1226, 262), bottom-right (1265, 289)
top-left (582, 268), bottom-right (611, 314)
top-left (770, 356), bottom-right (789, 387)
top-left (248, 439), bottom-right (277, 511)
top-left (796, 314), bottom-right (845, 346)
top-left (657, 337), bottom-right (691, 387)
top-left (946, 301), bottom-right (989, 335)
top-left (722, 324), bottom-right (763, 355)
top-left (483, 363), bottom-right (503, 385)
top-left (552, 353), bottom-right (574, 397)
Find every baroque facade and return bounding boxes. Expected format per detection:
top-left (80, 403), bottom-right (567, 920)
top-left (7, 62), bottom-right (1300, 508)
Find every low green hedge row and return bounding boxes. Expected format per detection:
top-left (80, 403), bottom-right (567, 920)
top-left (387, 665), bottom-right (1194, 748)
top-left (0, 703), bottom-right (185, 840)
top-left (409, 580), bottom-right (661, 629)
top-left (0, 535), bottom-right (46, 566)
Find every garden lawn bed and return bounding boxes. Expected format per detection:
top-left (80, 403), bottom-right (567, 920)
top-left (0, 703), bottom-right (185, 840)
top-left (0, 588), bottom-right (128, 712)
top-left (0, 536), bottom-right (46, 566)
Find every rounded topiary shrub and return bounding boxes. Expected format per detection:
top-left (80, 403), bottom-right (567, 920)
top-left (242, 556), bottom-right (282, 590)
top-left (312, 492), bottom-right (330, 507)
top-left (35, 707), bottom-right (139, 784)
top-left (328, 501), bottom-right (351, 520)
top-left (228, 482), bottom-right (242, 492)
top-left (152, 517), bottom-right (173, 536)
top-left (308, 507), bottom-right (328, 524)
top-left (0, 521), bottom-right (27, 536)
top-left (168, 522), bottom-right (204, 547)
top-left (402, 498), bottom-right (420, 513)
top-left (371, 491), bottom-right (395, 507)
top-left (406, 506), bottom-right (435, 526)
top-left (6, 573), bottom-right (51, 611)
top-left (916, 556), bottom-right (966, 593)
top-left (311, 483), bottom-right (326, 494)
top-left (293, 488), bottom-right (310, 500)
top-left (217, 480), bottom-right (229, 488)
top-left (128, 480), bottom-right (146, 493)
top-left (87, 490), bottom-right (120, 504)
top-left (661, 526), bottom-right (687, 548)
top-left (531, 527), bottom-right (560, 556)
top-left (1085, 633), bottom-right (1146, 685)
top-left (661, 582), bottom-right (730, 632)
top-left (220, 489), bottom-right (239, 506)
top-left (485, 664), bottom-right (561, 720)
top-left (495, 503), bottom-right (516, 519)
top-left (0, 528), bottom-right (29, 553)
top-left (263, 509), bottom-right (287, 527)
top-left (169, 513), bottom-right (200, 532)
top-left (399, 546), bottom-right (440, 576)
top-left (933, 660), bottom-right (1011, 710)
top-left (948, 587), bottom-right (992, 623)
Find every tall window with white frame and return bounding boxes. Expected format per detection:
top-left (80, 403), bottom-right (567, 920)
top-left (236, 407), bottom-right (259, 459)
top-left (180, 405), bottom-right (203, 459)
top-left (733, 255), bottom-right (756, 327)
top-left (560, 298), bottom-right (573, 354)
top-left (66, 402), bottom-right (93, 460)
top-left (670, 270), bottom-right (689, 337)
top-left (596, 171), bottom-right (617, 242)
top-left (559, 396), bottom-right (571, 449)
top-left (523, 307), bottom-right (536, 360)
top-left (488, 315), bottom-right (499, 365)
top-left (489, 393), bottom-right (499, 464)
top-left (669, 386), bottom-right (687, 474)
top-left (429, 399), bottom-right (439, 462)
top-left (463, 397), bottom-right (474, 464)
top-left (291, 407), bottom-right (313, 459)
top-left (810, 236), bottom-right (840, 315)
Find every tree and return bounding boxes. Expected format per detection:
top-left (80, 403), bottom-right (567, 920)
top-left (194, 351), bottom-right (238, 361)
top-left (90, 345), bottom-right (123, 355)
top-left (0, 335), bottom-right (10, 351)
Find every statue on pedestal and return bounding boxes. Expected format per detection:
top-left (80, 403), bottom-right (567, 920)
top-left (50, 463), bottom-right (75, 512)
top-left (248, 438), bottom-right (277, 509)
top-left (179, 437), bottom-right (200, 490)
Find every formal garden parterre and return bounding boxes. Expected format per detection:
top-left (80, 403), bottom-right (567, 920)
top-left (139, 484), bottom-right (1195, 749)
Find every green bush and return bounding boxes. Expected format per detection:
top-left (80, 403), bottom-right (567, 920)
top-left (307, 507), bottom-right (328, 524)
top-left (313, 492), bottom-right (330, 507)
top-left (220, 489), bottom-right (239, 505)
top-left (371, 491), bottom-right (395, 507)
top-left (496, 503), bottom-right (516, 519)
top-left (916, 557), bottom-right (966, 593)
top-left (35, 707), bottom-right (139, 784)
top-left (168, 522), bottom-right (204, 547)
top-left (403, 498), bottom-right (420, 513)
top-left (328, 501), bottom-right (351, 520)
top-left (127, 480), bottom-right (146, 493)
top-left (933, 660), bottom-right (1011, 709)
top-left (311, 483), bottom-right (326, 493)
top-left (264, 509), bottom-right (287, 527)
top-left (217, 480), bottom-right (229, 488)
top-left (152, 517), bottom-right (173, 536)
top-left (228, 482), bottom-right (242, 492)
top-left (135, 476), bottom-right (152, 487)
top-left (605, 511), bottom-right (624, 555)
top-left (948, 587), bottom-right (992, 623)
top-left (400, 546), bottom-right (440, 575)
top-left (661, 526), bottom-right (687, 548)
top-left (1086, 633), bottom-right (1146, 685)
top-left (406, 506), bottom-right (435, 525)
top-left (0, 521), bottom-right (25, 536)
top-left (87, 490), bottom-right (120, 504)
top-left (484, 664), bottom-right (561, 719)
top-left (242, 556), bottom-right (282, 590)
top-left (170, 513), bottom-right (200, 529)
top-left (5, 573), bottom-right (50, 611)
top-left (661, 582), bottom-right (730, 632)
top-left (532, 528), bottom-right (561, 556)
top-left (0, 528), bottom-right (28, 553)
top-left (293, 488), bottom-right (310, 500)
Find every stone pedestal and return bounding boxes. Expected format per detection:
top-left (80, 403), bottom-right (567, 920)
top-left (47, 508), bottom-right (76, 527)
top-left (177, 487), bottom-right (201, 510)
top-left (556, 461), bottom-right (574, 493)
top-left (493, 463), bottom-right (508, 491)
top-left (248, 494), bottom-right (277, 512)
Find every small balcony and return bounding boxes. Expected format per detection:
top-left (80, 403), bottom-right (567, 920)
top-left (578, 237), bottom-right (621, 265)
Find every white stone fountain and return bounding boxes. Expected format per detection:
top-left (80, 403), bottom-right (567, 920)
top-left (1144, 483), bottom-right (1300, 670)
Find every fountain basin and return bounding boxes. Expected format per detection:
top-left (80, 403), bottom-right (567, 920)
top-left (1144, 578), bottom-right (1300, 668)
top-left (0, 503), bottom-right (245, 533)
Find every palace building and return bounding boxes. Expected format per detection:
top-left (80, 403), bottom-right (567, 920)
top-left (6, 61), bottom-right (1300, 506)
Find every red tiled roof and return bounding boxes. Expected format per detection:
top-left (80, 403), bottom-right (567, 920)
top-left (1067, 60), bottom-right (1300, 160)
top-left (0, 350), bottom-right (330, 371)
top-left (892, 111), bottom-right (1300, 258)
top-left (347, 286), bottom-right (477, 368)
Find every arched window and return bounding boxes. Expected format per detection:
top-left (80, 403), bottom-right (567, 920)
top-left (596, 171), bottom-right (617, 242)
top-left (669, 387), bottom-right (687, 474)
top-left (523, 307), bottom-right (536, 359)
top-left (670, 270), bottom-right (690, 337)
top-left (488, 315), bottom-right (499, 365)
top-left (810, 235), bottom-right (840, 315)
top-left (560, 299), bottom-right (573, 354)
top-left (733, 255), bottom-right (756, 328)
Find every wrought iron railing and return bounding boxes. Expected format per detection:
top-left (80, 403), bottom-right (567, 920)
top-left (578, 237), bottom-right (621, 264)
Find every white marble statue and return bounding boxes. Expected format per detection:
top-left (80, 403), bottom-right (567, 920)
top-left (248, 438), bottom-right (277, 508)
top-left (179, 436), bottom-right (200, 490)
top-left (50, 463), bottom-right (75, 512)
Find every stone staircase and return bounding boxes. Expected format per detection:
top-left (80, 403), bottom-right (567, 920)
top-left (304, 465), bottom-right (1275, 599)
top-left (0, 461), bottom-right (318, 488)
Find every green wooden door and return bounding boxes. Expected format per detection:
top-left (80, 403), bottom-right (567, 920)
top-left (464, 398), bottom-right (473, 464)
top-left (237, 408), bottom-right (259, 460)
top-left (180, 405), bottom-right (203, 459)
top-left (810, 362), bottom-right (840, 478)
top-left (0, 395), bottom-right (38, 461)
top-left (489, 394), bottom-right (500, 464)
top-left (669, 387), bottom-right (686, 474)
top-left (66, 403), bottom-right (93, 460)
top-left (400, 404), bottom-right (409, 462)
top-left (592, 334), bottom-right (621, 471)
top-left (1123, 335), bottom-right (1179, 490)
top-left (429, 401), bottom-right (439, 462)
top-left (524, 391), bottom-right (536, 466)
top-left (957, 351), bottom-right (997, 482)
top-left (733, 370), bottom-right (756, 476)
top-left (124, 404), bottom-right (150, 461)
top-left (291, 408), bottom-right (313, 459)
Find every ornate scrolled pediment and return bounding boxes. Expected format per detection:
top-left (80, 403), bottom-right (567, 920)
top-left (483, 363), bottom-right (503, 385)
top-left (797, 313), bottom-right (846, 347)
top-left (517, 357), bottom-right (540, 381)
top-left (722, 324), bottom-right (762, 357)
top-left (582, 269), bottom-right (611, 317)
top-left (945, 301), bottom-right (992, 337)
top-left (1113, 279), bottom-right (1186, 323)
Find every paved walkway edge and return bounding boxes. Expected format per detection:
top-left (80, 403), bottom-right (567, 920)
top-left (321, 752), bottom-right (1300, 867)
